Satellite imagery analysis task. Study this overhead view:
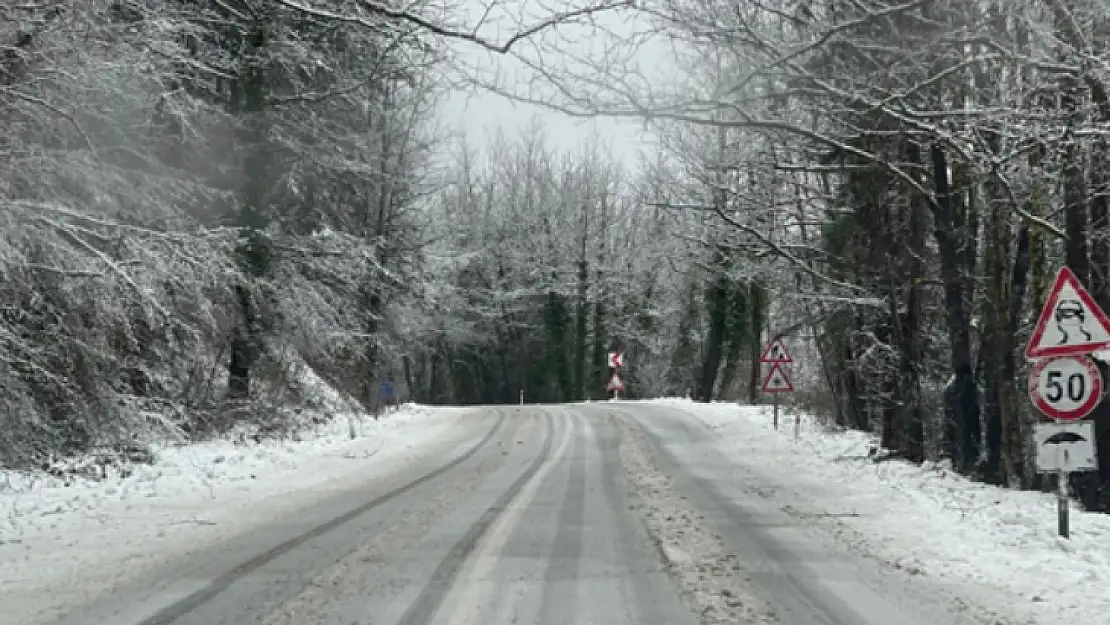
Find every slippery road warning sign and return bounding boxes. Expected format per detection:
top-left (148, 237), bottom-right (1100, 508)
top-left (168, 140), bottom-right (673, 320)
top-left (1025, 266), bottom-right (1110, 359)
top-left (761, 363), bottom-right (794, 393)
top-left (760, 339), bottom-right (792, 363)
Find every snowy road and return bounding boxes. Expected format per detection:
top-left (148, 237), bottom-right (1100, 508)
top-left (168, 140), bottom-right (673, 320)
top-left (28, 404), bottom-right (993, 625)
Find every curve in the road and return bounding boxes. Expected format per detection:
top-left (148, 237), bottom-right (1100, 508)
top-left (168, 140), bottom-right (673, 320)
top-left (134, 411), bottom-right (509, 625)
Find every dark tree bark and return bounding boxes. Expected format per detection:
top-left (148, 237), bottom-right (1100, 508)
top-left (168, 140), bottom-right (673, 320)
top-left (930, 144), bottom-right (981, 474)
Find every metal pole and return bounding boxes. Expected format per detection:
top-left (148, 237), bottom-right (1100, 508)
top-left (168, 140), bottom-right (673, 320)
top-left (773, 395), bottom-right (779, 430)
top-left (519, 389), bottom-right (523, 405)
top-left (1058, 470), bottom-right (1070, 539)
top-left (794, 411), bottom-right (800, 441)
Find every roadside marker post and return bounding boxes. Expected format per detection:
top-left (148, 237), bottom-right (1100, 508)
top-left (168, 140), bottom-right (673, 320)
top-left (1026, 266), bottom-right (1110, 538)
top-left (607, 351), bottom-right (625, 400)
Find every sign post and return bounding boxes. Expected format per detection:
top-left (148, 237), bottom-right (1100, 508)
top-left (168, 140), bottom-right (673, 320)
top-left (760, 340), bottom-right (794, 431)
top-left (1025, 266), bottom-right (1110, 538)
top-left (1033, 421), bottom-right (1098, 537)
top-left (761, 361), bottom-right (794, 430)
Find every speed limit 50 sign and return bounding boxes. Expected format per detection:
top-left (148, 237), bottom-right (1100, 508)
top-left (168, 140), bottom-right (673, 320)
top-left (1028, 355), bottom-right (1103, 421)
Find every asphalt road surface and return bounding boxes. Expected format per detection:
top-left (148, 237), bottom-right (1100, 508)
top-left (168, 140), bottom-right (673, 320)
top-left (49, 404), bottom-right (987, 625)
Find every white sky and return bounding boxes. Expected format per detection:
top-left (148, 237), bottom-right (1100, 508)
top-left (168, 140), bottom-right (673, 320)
top-left (438, 1), bottom-right (672, 167)
top-left (441, 89), bottom-right (653, 165)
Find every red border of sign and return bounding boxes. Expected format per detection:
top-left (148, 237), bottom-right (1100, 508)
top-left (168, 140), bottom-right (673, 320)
top-left (1028, 355), bottom-right (1102, 421)
top-left (760, 339), bottom-right (793, 363)
top-left (608, 351), bottom-right (623, 368)
top-left (761, 363), bottom-right (794, 393)
top-left (606, 373), bottom-right (625, 391)
top-left (1025, 266), bottom-right (1110, 359)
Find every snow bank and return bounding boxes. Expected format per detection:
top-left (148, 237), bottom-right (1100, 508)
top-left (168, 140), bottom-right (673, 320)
top-left (0, 395), bottom-right (466, 625)
top-left (642, 398), bottom-right (1110, 625)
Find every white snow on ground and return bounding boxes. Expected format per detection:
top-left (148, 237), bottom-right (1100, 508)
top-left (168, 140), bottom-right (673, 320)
top-left (0, 377), bottom-right (466, 625)
top-left (641, 398), bottom-right (1110, 625)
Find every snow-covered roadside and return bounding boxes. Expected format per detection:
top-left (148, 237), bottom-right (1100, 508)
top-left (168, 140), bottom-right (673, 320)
top-left (0, 399), bottom-right (468, 625)
top-left (641, 398), bottom-right (1110, 625)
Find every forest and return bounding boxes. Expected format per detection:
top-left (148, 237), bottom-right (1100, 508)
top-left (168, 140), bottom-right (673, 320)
top-left (3, 0), bottom-right (1110, 512)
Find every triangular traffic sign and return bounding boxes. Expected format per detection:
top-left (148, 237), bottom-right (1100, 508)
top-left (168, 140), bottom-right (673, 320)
top-left (1025, 266), bottom-right (1110, 359)
top-left (761, 363), bottom-right (794, 393)
top-left (606, 373), bottom-right (625, 391)
top-left (760, 339), bottom-right (793, 364)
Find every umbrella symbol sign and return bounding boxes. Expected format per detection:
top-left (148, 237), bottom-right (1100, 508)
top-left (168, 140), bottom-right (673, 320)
top-left (1033, 420), bottom-right (1098, 538)
top-left (1044, 431), bottom-right (1087, 445)
top-left (1043, 431), bottom-right (1088, 467)
top-left (1034, 421), bottom-right (1098, 473)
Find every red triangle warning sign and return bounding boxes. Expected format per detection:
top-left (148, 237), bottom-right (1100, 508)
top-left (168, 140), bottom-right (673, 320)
top-left (606, 373), bottom-right (625, 391)
top-left (760, 339), bottom-right (792, 364)
top-left (761, 363), bottom-right (794, 393)
top-left (1025, 266), bottom-right (1110, 359)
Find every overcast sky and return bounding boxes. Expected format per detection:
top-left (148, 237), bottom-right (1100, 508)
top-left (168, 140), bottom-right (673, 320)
top-left (438, 1), bottom-right (671, 167)
top-left (440, 89), bottom-right (653, 165)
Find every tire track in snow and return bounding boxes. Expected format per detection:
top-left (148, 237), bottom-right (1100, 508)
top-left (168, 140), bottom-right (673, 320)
top-left (134, 411), bottom-right (508, 625)
top-left (395, 410), bottom-right (560, 625)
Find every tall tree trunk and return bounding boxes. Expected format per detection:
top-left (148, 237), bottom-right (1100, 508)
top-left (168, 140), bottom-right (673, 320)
top-left (1003, 221), bottom-right (1032, 487)
top-left (881, 286), bottom-right (902, 452)
top-left (591, 196), bottom-right (609, 400)
top-left (573, 188), bottom-right (591, 400)
top-left (698, 264), bottom-right (729, 402)
top-left (717, 283), bottom-right (750, 399)
top-left (574, 258), bottom-right (589, 400)
top-left (227, 15), bottom-right (274, 401)
top-left (843, 331), bottom-right (869, 430)
top-left (1089, 138), bottom-right (1110, 510)
top-left (402, 354), bottom-right (415, 403)
top-left (748, 281), bottom-right (765, 404)
top-left (945, 160), bottom-right (977, 459)
top-left (227, 284), bottom-right (256, 400)
top-left (1060, 76), bottom-right (1103, 508)
top-left (898, 145), bottom-right (927, 462)
top-left (981, 166), bottom-right (1010, 485)
top-left (930, 144), bottom-right (981, 474)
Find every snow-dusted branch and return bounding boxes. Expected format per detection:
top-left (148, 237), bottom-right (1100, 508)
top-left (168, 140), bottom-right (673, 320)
top-left (275, 0), bottom-right (633, 53)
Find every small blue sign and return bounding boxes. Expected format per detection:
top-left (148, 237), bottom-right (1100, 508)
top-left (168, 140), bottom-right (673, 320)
top-left (379, 381), bottom-right (396, 402)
